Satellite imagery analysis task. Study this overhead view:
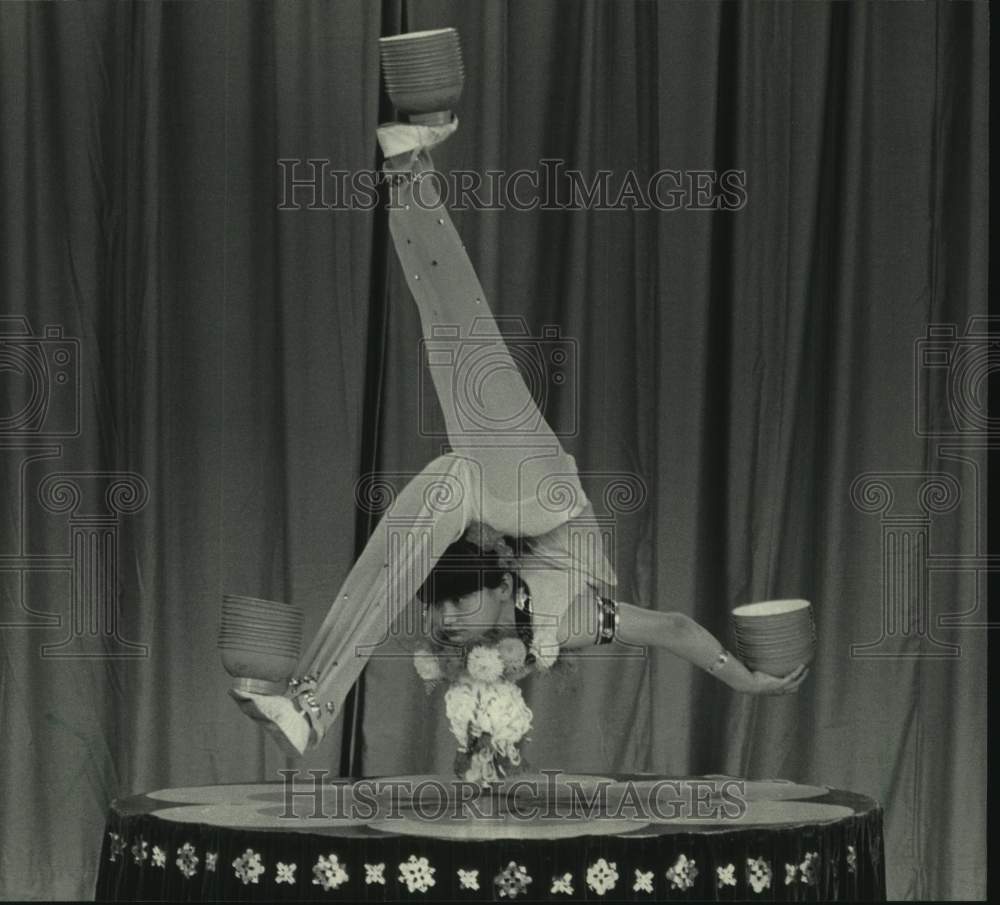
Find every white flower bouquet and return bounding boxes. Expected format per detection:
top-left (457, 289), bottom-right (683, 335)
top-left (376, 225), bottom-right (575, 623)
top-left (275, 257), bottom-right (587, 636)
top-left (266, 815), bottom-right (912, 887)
top-left (411, 581), bottom-right (575, 784)
top-left (445, 678), bottom-right (533, 784)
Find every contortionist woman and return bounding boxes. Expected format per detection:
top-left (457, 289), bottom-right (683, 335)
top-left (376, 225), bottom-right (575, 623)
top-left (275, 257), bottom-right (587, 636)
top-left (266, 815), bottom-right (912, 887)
top-left (231, 119), bottom-right (809, 758)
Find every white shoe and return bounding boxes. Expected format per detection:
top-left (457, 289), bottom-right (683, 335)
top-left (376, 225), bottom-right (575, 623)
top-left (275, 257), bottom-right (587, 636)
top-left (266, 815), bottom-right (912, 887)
top-left (377, 118), bottom-right (459, 167)
top-left (229, 688), bottom-right (313, 757)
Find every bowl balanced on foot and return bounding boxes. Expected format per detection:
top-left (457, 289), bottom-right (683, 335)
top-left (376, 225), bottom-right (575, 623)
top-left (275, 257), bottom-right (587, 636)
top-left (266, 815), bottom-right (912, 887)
top-left (219, 594), bottom-right (313, 756)
top-left (379, 27), bottom-right (465, 125)
top-left (218, 594), bottom-right (303, 693)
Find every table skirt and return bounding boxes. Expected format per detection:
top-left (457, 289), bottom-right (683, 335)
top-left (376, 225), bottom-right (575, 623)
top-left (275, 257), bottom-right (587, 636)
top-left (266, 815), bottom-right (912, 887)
top-left (95, 776), bottom-right (885, 902)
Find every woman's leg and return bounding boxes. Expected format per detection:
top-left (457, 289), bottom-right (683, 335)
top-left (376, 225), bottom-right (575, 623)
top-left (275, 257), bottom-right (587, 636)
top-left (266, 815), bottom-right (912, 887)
top-left (380, 132), bottom-right (616, 657)
top-left (385, 143), bottom-right (589, 537)
top-left (302, 454), bottom-right (475, 739)
top-left (237, 453), bottom-right (475, 752)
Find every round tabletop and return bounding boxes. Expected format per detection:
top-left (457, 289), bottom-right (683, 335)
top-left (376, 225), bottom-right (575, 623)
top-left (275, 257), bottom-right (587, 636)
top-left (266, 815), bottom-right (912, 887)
top-left (96, 773), bottom-right (885, 901)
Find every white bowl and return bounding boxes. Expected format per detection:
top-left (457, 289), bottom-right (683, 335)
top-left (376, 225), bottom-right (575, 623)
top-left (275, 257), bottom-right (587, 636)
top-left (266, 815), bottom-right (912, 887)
top-left (379, 27), bottom-right (464, 118)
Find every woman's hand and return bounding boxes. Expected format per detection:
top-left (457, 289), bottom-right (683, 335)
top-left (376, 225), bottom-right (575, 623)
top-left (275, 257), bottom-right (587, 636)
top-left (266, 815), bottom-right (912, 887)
top-left (611, 606), bottom-right (812, 696)
top-left (734, 663), bottom-right (810, 696)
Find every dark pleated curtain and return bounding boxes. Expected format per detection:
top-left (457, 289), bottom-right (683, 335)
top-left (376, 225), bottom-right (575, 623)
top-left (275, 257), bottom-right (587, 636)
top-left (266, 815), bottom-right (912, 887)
top-left (0, 0), bottom-right (986, 900)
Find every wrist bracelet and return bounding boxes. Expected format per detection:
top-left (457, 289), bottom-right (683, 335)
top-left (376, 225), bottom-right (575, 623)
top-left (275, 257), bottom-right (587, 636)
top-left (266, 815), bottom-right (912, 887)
top-left (707, 649), bottom-right (730, 674)
top-left (595, 596), bottom-right (619, 645)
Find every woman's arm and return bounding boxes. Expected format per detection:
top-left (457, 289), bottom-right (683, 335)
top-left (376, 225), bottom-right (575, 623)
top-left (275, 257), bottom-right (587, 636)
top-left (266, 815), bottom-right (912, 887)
top-left (560, 592), bottom-right (809, 696)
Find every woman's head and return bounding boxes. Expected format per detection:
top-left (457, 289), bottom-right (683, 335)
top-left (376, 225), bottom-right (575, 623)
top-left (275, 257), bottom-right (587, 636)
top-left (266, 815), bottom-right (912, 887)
top-left (417, 533), bottom-right (524, 644)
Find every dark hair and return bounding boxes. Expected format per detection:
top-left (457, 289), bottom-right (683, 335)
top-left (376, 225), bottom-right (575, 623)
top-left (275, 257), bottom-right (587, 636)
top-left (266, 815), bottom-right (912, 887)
top-left (417, 534), bottom-right (529, 607)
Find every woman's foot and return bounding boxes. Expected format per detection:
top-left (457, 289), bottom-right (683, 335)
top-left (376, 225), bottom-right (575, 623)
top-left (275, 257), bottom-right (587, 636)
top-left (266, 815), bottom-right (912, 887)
top-left (228, 688), bottom-right (314, 757)
top-left (377, 118), bottom-right (458, 169)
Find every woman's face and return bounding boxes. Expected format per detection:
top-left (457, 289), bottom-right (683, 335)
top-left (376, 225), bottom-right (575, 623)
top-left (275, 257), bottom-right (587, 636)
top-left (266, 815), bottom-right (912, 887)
top-left (432, 573), bottom-right (512, 644)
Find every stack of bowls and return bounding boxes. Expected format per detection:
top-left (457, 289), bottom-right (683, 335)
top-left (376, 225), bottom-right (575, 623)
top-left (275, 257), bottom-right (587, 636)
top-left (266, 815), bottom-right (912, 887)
top-left (379, 28), bottom-right (464, 124)
top-left (218, 594), bottom-right (303, 694)
top-left (731, 599), bottom-right (816, 677)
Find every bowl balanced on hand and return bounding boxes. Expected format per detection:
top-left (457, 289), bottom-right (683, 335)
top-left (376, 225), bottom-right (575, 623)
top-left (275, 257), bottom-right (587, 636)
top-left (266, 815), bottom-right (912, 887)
top-left (731, 599), bottom-right (816, 678)
top-left (217, 594), bottom-right (303, 695)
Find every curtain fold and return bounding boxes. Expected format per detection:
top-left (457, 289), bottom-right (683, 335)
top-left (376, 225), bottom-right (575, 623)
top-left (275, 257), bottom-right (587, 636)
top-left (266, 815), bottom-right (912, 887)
top-left (0, 1), bottom-right (986, 900)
